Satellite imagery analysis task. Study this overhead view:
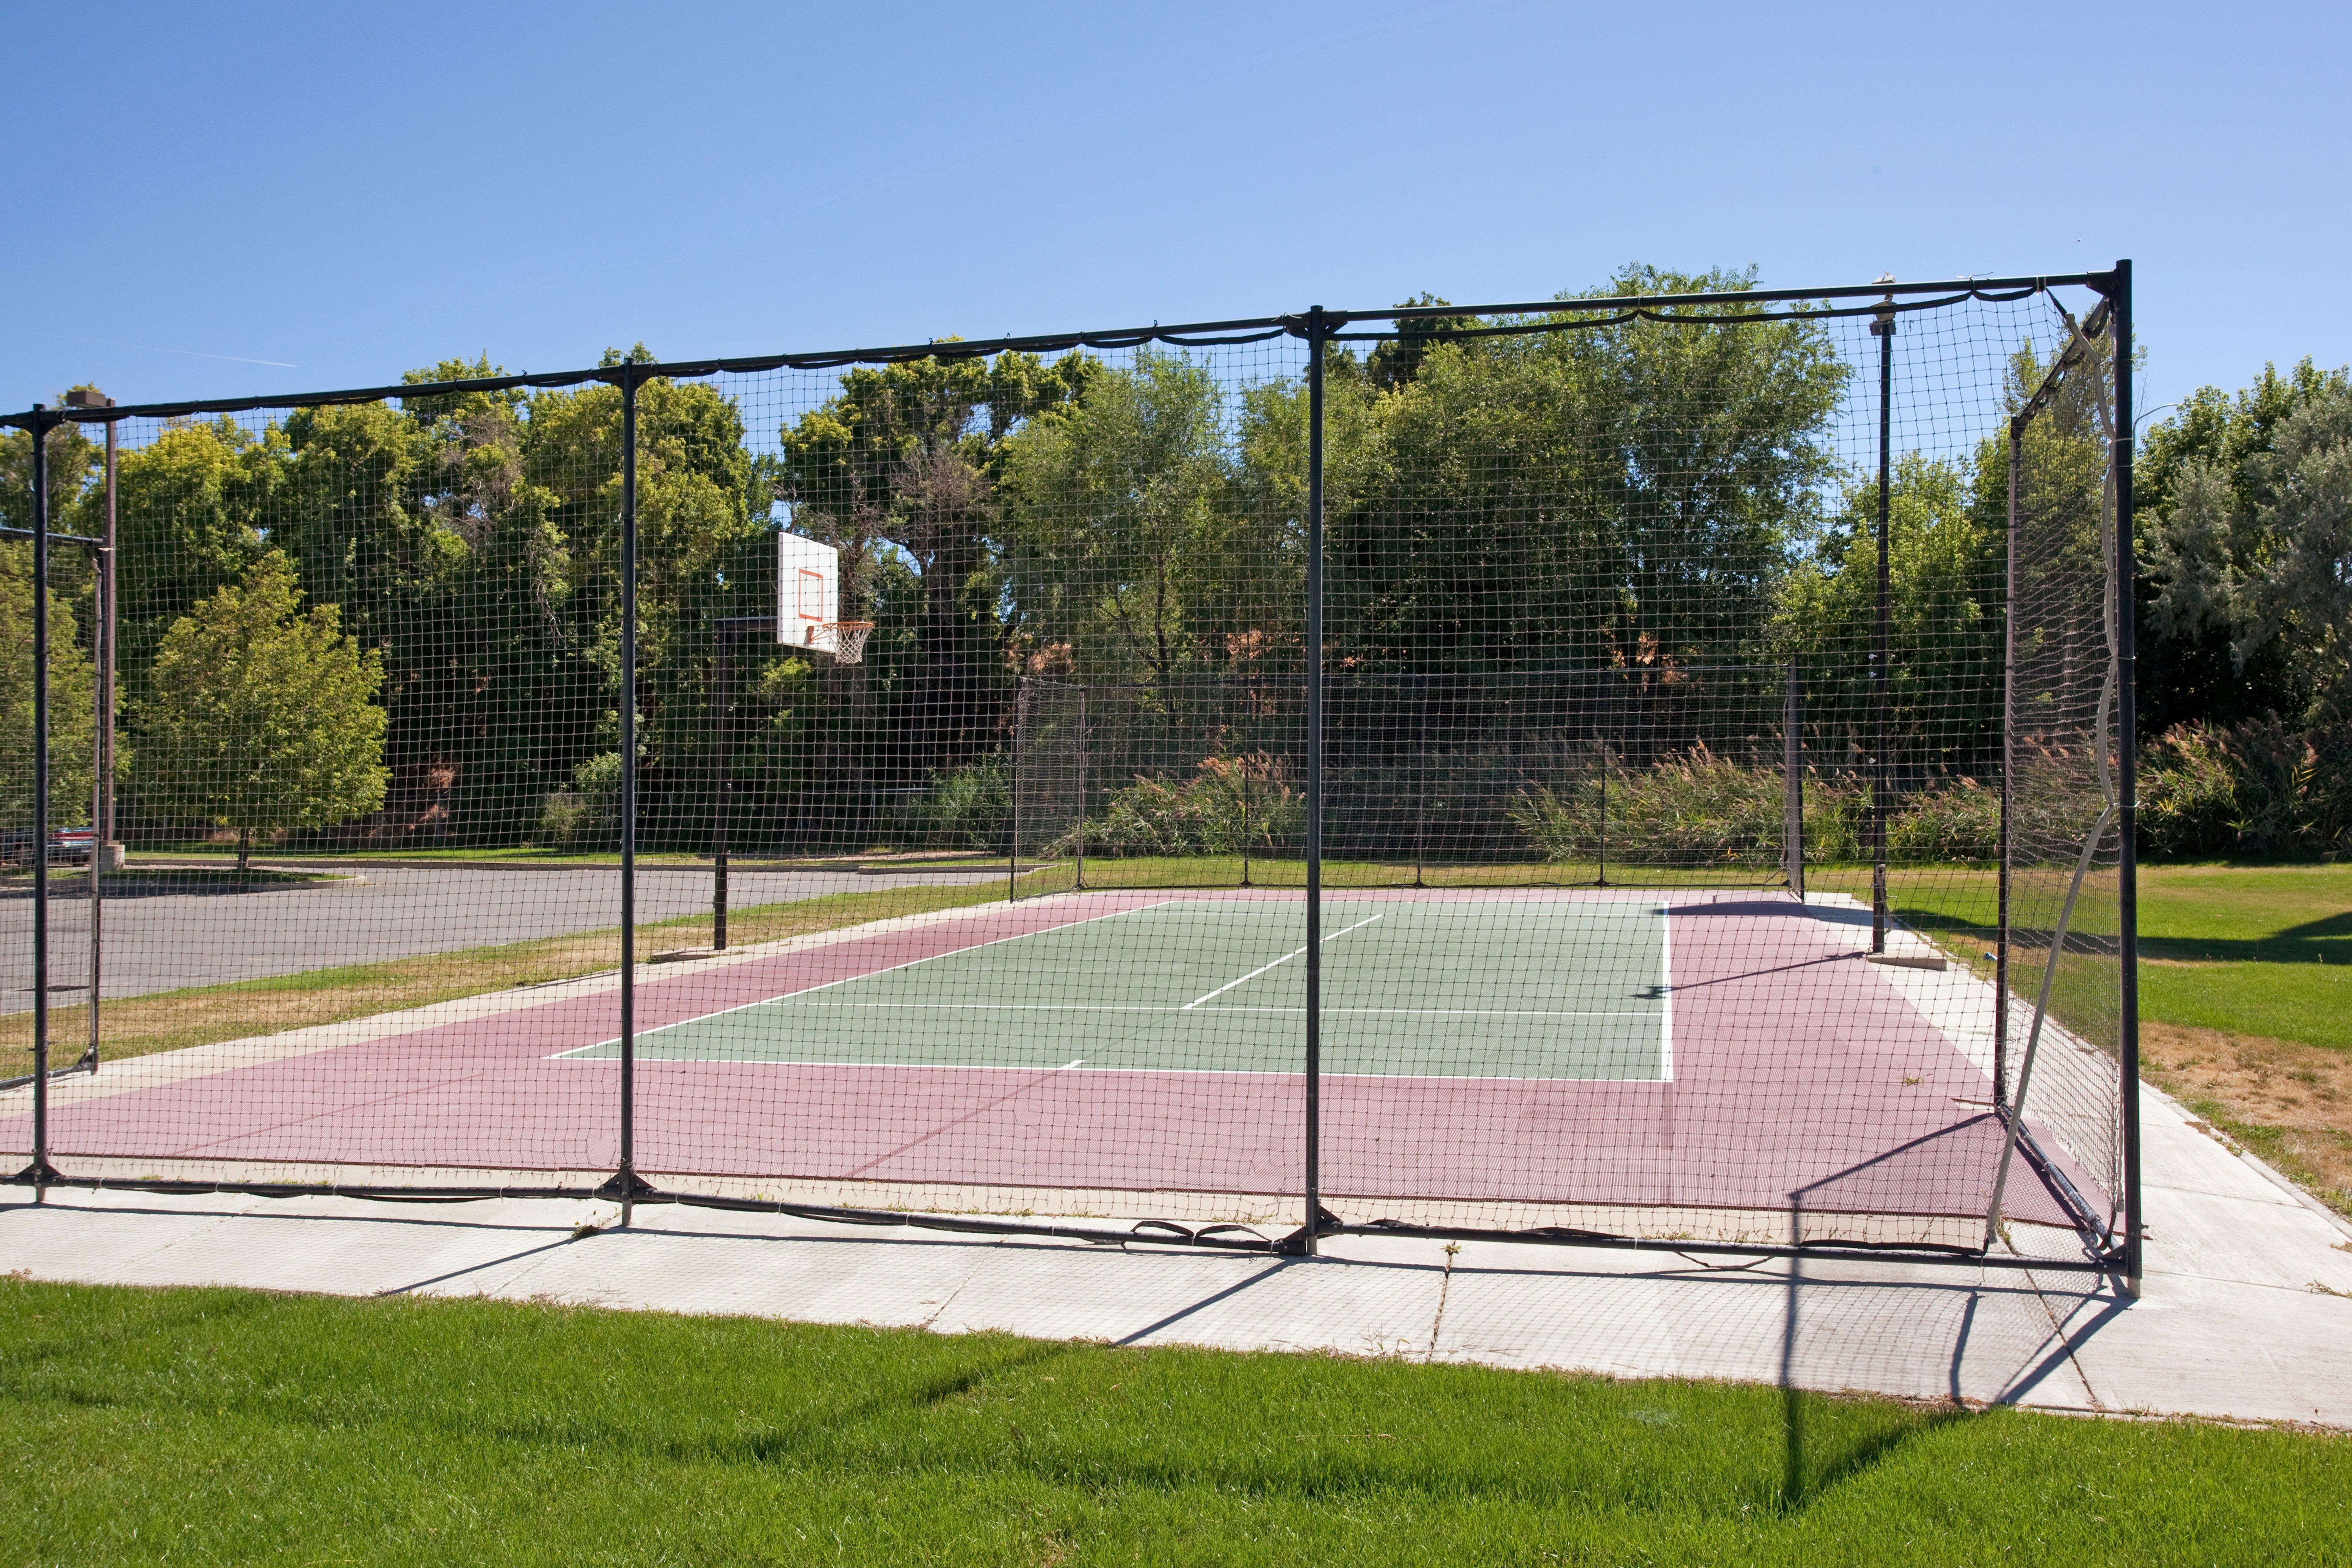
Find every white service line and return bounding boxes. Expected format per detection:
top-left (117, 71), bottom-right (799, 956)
top-left (1178, 912), bottom-right (1384, 1010)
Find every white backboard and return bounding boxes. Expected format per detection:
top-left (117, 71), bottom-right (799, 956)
top-left (777, 533), bottom-right (840, 652)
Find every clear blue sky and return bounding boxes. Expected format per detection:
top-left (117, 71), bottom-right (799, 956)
top-left (4, 1), bottom-right (2344, 421)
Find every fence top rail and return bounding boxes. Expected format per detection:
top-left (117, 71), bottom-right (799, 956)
top-left (1078, 664), bottom-right (1807, 689)
top-left (4, 267), bottom-right (2121, 432)
top-left (1331, 269), bottom-right (2116, 334)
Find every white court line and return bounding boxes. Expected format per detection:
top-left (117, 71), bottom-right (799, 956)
top-left (548, 898), bottom-right (1181, 1058)
top-left (753, 1002), bottom-right (1656, 1018)
top-left (549, 901), bottom-right (1669, 1076)
top-left (1658, 904), bottom-right (1675, 1083)
top-left (568, 1054), bottom-right (1667, 1084)
top-left (1179, 913), bottom-right (1383, 1010)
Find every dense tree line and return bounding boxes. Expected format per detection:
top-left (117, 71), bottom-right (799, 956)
top-left (2, 271), bottom-right (2345, 858)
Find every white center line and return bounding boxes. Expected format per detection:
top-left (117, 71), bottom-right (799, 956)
top-left (762, 1002), bottom-right (1651, 1017)
top-left (1179, 913), bottom-right (1384, 1010)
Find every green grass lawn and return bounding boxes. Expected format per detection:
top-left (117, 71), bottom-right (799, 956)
top-left (1825, 859), bottom-right (2350, 1053)
top-left (2, 1279), bottom-right (2343, 1566)
top-left (2131, 862), bottom-right (2352, 1051)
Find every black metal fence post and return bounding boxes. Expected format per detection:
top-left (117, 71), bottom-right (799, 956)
top-left (2111, 259), bottom-right (2143, 1297)
top-left (1412, 675), bottom-right (1428, 889)
top-left (714, 622), bottom-right (731, 950)
top-left (1594, 729), bottom-right (1608, 888)
top-left (603, 367), bottom-right (649, 1221)
top-left (18, 408), bottom-right (60, 1193)
top-left (1239, 746), bottom-right (1253, 887)
top-left (1301, 306), bottom-right (1330, 1254)
top-left (1870, 299), bottom-right (1896, 953)
top-left (708, 616), bottom-right (769, 951)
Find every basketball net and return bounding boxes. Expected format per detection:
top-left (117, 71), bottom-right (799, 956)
top-left (825, 621), bottom-right (875, 665)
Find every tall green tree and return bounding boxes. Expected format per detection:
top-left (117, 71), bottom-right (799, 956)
top-left (779, 349), bottom-right (1094, 775)
top-left (110, 417), bottom-right (280, 709)
top-left (1327, 266), bottom-right (1850, 673)
top-left (135, 551), bottom-right (388, 871)
top-left (0, 541), bottom-right (102, 830)
top-left (2141, 362), bottom-right (2352, 726)
top-left (0, 415), bottom-right (101, 548)
top-left (1001, 349), bottom-right (1232, 685)
top-left (1776, 454), bottom-right (2005, 777)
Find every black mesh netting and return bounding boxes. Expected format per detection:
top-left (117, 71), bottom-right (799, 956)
top-left (2, 276), bottom-right (2133, 1266)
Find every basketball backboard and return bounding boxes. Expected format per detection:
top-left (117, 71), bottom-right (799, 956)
top-left (777, 533), bottom-right (840, 652)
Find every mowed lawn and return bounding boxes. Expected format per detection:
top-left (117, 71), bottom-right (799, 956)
top-left (3, 1279), bottom-right (2345, 1566)
top-left (2133, 862), bottom-right (2352, 1049)
top-left (4, 864), bottom-right (2348, 1561)
top-left (2128, 862), bottom-right (2352, 1216)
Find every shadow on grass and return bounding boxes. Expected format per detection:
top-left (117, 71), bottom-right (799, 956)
top-left (2139, 908), bottom-right (2352, 966)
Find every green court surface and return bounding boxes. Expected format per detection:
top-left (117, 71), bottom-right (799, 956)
top-left (564, 899), bottom-right (1670, 1080)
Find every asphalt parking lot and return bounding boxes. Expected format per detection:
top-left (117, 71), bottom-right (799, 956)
top-left (0, 862), bottom-right (986, 1012)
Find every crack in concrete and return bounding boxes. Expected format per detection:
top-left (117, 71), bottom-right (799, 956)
top-left (917, 1245), bottom-right (993, 1331)
top-left (1425, 1243), bottom-right (1460, 1360)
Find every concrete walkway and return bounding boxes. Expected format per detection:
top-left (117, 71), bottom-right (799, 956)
top-left (5, 1075), bottom-right (2348, 1427)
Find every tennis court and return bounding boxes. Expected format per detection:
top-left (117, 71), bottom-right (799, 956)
top-left (557, 898), bottom-right (1671, 1080)
top-left (7, 887), bottom-right (2095, 1240)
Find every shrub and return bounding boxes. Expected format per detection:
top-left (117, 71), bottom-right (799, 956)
top-left (2141, 719), bottom-right (2352, 858)
top-left (1886, 777), bottom-right (2000, 862)
top-left (926, 753), bottom-right (1012, 853)
top-left (1509, 746), bottom-right (1866, 868)
top-left (535, 752), bottom-right (620, 850)
top-left (1324, 754), bottom-right (1547, 862)
top-left (1494, 747), bottom-right (2040, 869)
top-left (1606, 746), bottom-right (1789, 865)
top-left (1081, 754), bottom-right (1302, 858)
top-left (2138, 724), bottom-right (2241, 857)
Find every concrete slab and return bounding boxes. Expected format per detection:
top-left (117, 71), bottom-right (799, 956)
top-left (5, 1073), bottom-right (2348, 1429)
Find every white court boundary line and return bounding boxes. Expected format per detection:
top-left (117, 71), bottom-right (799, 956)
top-left (730, 1004), bottom-right (1657, 1018)
top-left (547, 1056), bottom-right (1671, 1085)
top-left (547, 900), bottom-right (1672, 1083)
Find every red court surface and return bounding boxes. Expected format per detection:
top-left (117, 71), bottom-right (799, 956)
top-left (3, 890), bottom-right (2088, 1233)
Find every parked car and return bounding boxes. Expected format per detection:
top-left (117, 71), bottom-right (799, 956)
top-left (0, 827), bottom-right (96, 867)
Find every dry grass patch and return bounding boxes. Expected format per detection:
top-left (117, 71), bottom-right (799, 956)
top-left (2141, 1021), bottom-right (2352, 1218)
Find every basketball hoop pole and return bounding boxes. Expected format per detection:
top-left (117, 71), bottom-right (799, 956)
top-left (711, 616), bottom-right (770, 950)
